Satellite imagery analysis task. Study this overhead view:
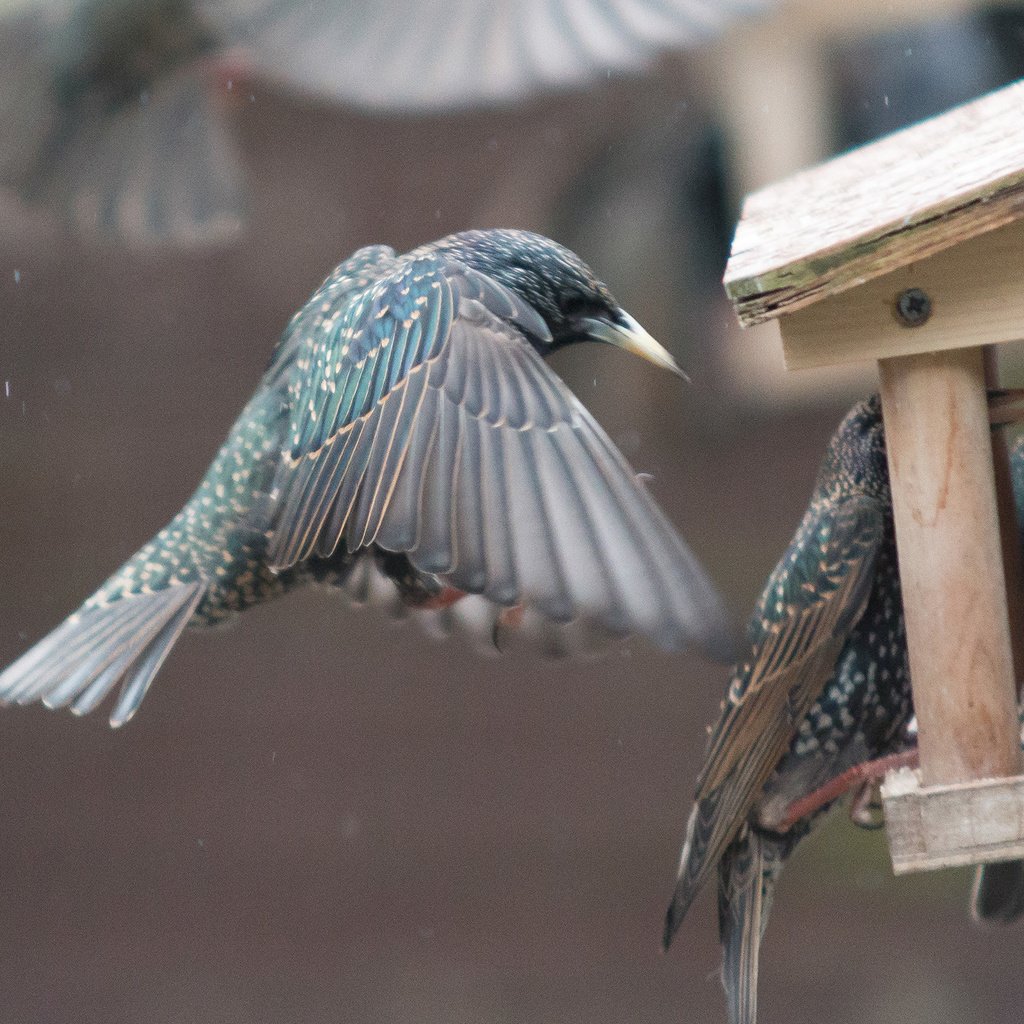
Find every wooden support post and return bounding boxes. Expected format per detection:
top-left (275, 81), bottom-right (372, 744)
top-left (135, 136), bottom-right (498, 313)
top-left (878, 347), bottom-right (1021, 786)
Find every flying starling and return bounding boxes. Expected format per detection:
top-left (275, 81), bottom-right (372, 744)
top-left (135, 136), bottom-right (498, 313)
top-left (0, 228), bottom-right (733, 728)
top-left (662, 394), bottom-right (914, 1024)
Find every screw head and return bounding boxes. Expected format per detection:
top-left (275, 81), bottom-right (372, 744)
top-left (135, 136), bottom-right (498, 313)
top-left (895, 287), bottom-right (932, 327)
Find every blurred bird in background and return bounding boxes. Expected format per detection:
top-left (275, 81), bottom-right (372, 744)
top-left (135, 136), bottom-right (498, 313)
top-left (662, 393), bottom-right (1024, 1023)
top-left (0, 228), bottom-right (733, 727)
top-left (219, 0), bottom-right (770, 111)
top-left (0, 0), bottom-right (772, 245)
top-left (0, 0), bottom-right (244, 244)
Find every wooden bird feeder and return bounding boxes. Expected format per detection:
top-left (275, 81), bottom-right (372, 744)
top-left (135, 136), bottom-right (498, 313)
top-left (725, 79), bottom-right (1024, 875)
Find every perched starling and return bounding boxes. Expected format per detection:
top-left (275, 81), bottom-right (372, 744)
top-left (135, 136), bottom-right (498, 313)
top-left (0, 228), bottom-right (733, 728)
top-left (663, 394), bottom-right (914, 1024)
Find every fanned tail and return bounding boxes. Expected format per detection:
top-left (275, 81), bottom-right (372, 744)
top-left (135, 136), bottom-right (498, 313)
top-left (0, 581), bottom-right (206, 727)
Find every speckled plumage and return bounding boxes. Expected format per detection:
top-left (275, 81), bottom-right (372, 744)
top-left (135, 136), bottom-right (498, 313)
top-left (0, 229), bottom-right (732, 728)
top-left (663, 395), bottom-right (913, 1024)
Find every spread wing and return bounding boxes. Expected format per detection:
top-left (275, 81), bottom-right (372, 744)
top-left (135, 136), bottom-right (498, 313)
top-left (211, 0), bottom-right (772, 110)
top-left (664, 495), bottom-right (884, 945)
top-left (266, 254), bottom-right (732, 657)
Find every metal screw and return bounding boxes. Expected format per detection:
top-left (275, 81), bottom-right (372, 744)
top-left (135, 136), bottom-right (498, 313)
top-left (895, 287), bottom-right (932, 327)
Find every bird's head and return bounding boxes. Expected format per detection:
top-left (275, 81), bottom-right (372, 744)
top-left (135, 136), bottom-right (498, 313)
top-left (424, 229), bottom-right (686, 377)
top-left (816, 393), bottom-right (890, 502)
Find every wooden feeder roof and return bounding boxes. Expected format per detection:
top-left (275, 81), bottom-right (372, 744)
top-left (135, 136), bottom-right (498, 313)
top-left (726, 79), bottom-right (1024, 327)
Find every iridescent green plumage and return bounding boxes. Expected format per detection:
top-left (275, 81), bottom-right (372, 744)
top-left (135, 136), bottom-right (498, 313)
top-left (0, 229), bottom-right (732, 727)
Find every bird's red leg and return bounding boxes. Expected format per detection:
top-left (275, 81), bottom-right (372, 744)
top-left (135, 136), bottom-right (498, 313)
top-left (777, 748), bottom-right (920, 833)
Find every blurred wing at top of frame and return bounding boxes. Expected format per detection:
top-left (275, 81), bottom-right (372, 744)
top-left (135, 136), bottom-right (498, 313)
top-left (266, 253), bottom-right (734, 659)
top-left (208, 0), bottom-right (773, 111)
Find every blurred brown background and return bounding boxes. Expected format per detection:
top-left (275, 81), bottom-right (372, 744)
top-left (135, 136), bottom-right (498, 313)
top-left (2, 3), bottom-right (1024, 1022)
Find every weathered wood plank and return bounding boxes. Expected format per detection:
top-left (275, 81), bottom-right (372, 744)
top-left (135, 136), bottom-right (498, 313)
top-left (726, 79), bottom-right (1024, 326)
top-left (882, 768), bottom-right (1024, 874)
top-left (777, 218), bottom-right (1024, 369)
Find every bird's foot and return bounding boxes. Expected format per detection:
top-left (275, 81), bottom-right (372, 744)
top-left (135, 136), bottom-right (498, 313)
top-left (776, 748), bottom-right (920, 833)
top-left (497, 605), bottom-right (525, 630)
top-left (491, 604), bottom-right (525, 649)
top-left (413, 586), bottom-right (469, 611)
top-left (208, 48), bottom-right (254, 99)
top-left (849, 780), bottom-right (886, 830)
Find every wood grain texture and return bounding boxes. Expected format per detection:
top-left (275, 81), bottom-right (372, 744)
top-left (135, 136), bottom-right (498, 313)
top-left (878, 347), bottom-right (1022, 788)
top-left (882, 767), bottom-right (1024, 874)
top-left (777, 218), bottom-right (1024, 369)
top-left (725, 79), bottom-right (1024, 326)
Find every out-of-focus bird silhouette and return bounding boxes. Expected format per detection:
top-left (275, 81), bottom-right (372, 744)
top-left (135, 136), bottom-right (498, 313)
top-left (0, 228), bottom-right (733, 728)
top-left (217, 0), bottom-right (770, 111)
top-left (663, 395), bottom-right (915, 1024)
top-left (0, 0), bottom-right (244, 244)
top-left (0, 0), bottom-right (771, 244)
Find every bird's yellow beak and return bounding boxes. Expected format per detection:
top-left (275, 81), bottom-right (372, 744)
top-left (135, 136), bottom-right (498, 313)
top-left (582, 312), bottom-right (688, 380)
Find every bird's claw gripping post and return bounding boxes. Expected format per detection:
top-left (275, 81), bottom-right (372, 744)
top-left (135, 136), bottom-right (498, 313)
top-left (776, 749), bottom-right (920, 834)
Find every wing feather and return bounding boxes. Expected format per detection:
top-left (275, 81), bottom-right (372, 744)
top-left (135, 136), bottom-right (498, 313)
top-left (267, 254), bottom-right (729, 654)
top-left (375, 385), bottom-right (441, 553)
top-left (412, 387), bottom-right (462, 575)
top-left (664, 496), bottom-right (884, 944)
top-left (451, 410), bottom-right (489, 593)
top-left (213, 0), bottom-right (771, 111)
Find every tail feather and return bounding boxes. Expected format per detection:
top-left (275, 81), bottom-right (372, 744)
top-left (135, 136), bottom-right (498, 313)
top-left (5, 593), bottom-right (159, 706)
top-left (0, 581), bottom-right (206, 727)
top-left (718, 830), bottom-right (783, 1024)
top-left (971, 860), bottom-right (1024, 925)
top-left (108, 586), bottom-right (206, 727)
